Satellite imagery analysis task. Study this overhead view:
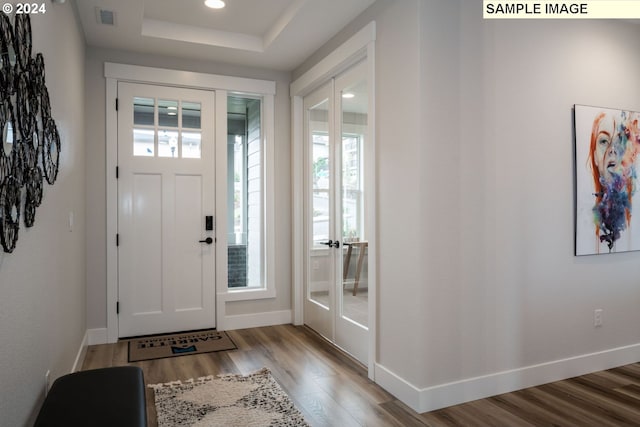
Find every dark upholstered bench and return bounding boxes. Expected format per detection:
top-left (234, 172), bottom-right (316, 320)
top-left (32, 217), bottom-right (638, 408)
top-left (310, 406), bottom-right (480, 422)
top-left (34, 366), bottom-right (147, 427)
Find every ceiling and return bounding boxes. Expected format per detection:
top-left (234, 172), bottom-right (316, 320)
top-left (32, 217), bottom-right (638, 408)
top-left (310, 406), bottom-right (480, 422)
top-left (74, 0), bottom-right (377, 71)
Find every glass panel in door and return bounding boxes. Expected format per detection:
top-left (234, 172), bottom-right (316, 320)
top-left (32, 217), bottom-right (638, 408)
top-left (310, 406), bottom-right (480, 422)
top-left (304, 84), bottom-right (334, 342)
top-left (309, 99), bottom-right (332, 309)
top-left (334, 60), bottom-right (369, 365)
top-left (340, 79), bottom-right (368, 329)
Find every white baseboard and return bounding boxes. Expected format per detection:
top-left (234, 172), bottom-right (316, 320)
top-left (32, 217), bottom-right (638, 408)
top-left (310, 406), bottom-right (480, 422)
top-left (376, 342), bottom-right (640, 414)
top-left (71, 330), bottom-right (89, 373)
top-left (86, 310), bottom-right (292, 344)
top-left (88, 328), bottom-right (108, 345)
top-left (223, 310), bottom-right (292, 331)
top-left (375, 363), bottom-right (422, 410)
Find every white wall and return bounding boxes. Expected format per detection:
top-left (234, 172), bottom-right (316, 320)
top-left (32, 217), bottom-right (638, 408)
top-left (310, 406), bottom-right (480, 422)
top-left (0, 2), bottom-right (86, 426)
top-left (295, 0), bottom-right (640, 413)
top-left (85, 48), bottom-right (292, 333)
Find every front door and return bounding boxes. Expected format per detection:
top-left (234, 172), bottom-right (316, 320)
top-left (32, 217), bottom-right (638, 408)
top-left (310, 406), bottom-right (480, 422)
top-left (117, 82), bottom-right (216, 338)
top-left (304, 60), bottom-right (370, 364)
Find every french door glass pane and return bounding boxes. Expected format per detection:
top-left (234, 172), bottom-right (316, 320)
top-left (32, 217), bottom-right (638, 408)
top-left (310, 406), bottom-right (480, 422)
top-left (340, 79), bottom-right (368, 328)
top-left (309, 99), bottom-right (330, 308)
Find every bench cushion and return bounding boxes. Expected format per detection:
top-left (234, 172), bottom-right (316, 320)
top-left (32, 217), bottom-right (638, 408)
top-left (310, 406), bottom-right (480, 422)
top-left (34, 366), bottom-right (147, 427)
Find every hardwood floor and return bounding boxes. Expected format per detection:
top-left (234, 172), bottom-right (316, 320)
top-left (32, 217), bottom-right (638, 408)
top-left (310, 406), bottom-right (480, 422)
top-left (82, 325), bottom-right (640, 426)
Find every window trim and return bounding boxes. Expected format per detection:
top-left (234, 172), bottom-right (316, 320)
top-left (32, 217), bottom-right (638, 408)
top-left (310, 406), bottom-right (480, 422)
top-left (223, 92), bottom-right (276, 300)
top-left (216, 90), bottom-right (276, 304)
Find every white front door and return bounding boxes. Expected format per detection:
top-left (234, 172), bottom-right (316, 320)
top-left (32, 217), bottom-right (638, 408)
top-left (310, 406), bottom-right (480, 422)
top-left (117, 82), bottom-right (216, 338)
top-left (304, 60), bottom-right (370, 364)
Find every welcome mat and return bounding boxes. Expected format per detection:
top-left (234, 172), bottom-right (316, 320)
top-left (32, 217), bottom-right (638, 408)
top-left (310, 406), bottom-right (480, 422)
top-left (128, 330), bottom-right (237, 362)
top-left (149, 368), bottom-right (310, 427)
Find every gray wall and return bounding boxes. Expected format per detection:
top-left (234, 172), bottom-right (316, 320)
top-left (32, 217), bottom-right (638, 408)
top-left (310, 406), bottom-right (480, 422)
top-left (85, 48), bottom-right (292, 330)
top-left (0, 2), bottom-right (86, 426)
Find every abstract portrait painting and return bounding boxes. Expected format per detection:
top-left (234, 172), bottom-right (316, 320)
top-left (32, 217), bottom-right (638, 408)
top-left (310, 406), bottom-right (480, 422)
top-left (575, 104), bottom-right (640, 255)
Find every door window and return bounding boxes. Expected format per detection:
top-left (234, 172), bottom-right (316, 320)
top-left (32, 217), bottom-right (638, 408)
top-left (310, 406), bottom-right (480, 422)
top-left (132, 97), bottom-right (202, 159)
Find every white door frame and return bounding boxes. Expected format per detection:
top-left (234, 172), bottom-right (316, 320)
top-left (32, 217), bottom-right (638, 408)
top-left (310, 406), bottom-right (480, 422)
top-left (105, 63), bottom-right (275, 343)
top-left (290, 22), bottom-right (377, 378)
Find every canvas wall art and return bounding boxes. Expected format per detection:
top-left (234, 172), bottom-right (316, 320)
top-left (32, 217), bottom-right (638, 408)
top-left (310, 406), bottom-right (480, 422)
top-left (575, 104), bottom-right (640, 255)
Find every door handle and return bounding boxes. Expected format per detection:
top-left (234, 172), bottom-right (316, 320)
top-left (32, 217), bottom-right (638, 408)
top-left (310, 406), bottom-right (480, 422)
top-left (199, 237), bottom-right (213, 244)
top-left (320, 240), bottom-right (340, 248)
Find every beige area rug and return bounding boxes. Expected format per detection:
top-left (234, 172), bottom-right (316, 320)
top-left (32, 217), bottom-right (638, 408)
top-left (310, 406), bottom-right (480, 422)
top-left (128, 330), bottom-right (237, 362)
top-left (149, 368), bottom-right (310, 427)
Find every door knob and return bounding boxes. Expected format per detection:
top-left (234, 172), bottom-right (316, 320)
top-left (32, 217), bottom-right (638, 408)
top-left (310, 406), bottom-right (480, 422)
top-left (199, 237), bottom-right (213, 244)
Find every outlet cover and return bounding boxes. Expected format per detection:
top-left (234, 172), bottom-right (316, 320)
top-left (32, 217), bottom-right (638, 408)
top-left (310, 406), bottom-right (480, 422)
top-left (594, 309), bottom-right (603, 327)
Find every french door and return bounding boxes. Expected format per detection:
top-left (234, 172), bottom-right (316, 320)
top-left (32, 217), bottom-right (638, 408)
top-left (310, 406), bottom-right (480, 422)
top-left (304, 61), bottom-right (369, 364)
top-left (117, 82), bottom-right (216, 338)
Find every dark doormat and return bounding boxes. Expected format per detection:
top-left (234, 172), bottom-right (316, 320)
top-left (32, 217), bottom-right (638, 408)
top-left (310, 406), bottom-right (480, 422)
top-left (128, 330), bottom-right (237, 362)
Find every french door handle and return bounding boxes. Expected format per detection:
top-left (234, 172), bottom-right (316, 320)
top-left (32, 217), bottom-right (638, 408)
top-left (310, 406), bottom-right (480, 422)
top-left (320, 240), bottom-right (340, 248)
top-left (199, 237), bottom-right (213, 244)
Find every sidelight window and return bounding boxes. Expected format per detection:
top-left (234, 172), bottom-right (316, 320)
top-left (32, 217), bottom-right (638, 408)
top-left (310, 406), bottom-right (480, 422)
top-left (227, 95), bottom-right (263, 289)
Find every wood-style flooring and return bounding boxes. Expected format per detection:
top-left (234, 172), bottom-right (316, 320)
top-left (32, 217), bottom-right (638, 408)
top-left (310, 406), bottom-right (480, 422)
top-left (82, 324), bottom-right (640, 426)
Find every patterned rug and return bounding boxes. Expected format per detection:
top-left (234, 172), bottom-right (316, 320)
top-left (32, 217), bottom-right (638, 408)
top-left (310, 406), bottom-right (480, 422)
top-left (149, 368), bottom-right (310, 427)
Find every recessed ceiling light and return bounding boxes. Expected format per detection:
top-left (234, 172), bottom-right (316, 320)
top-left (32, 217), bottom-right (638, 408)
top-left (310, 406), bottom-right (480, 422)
top-left (342, 93), bottom-right (355, 99)
top-left (205, 0), bottom-right (226, 9)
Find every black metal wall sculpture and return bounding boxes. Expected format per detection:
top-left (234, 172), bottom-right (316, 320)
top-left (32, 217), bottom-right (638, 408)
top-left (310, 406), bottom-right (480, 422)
top-left (0, 13), bottom-right (59, 253)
